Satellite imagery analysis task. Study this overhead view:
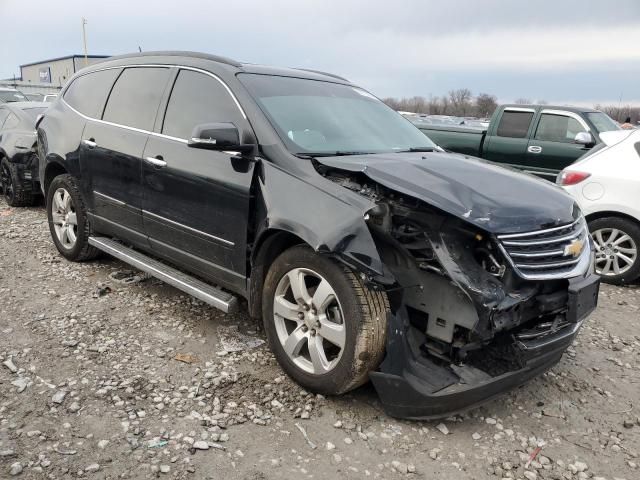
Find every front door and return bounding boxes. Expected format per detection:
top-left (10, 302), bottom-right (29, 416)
top-left (525, 110), bottom-right (592, 179)
top-left (142, 68), bottom-right (254, 293)
top-left (81, 66), bottom-right (171, 244)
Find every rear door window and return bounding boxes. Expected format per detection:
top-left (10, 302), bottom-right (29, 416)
top-left (496, 110), bottom-right (534, 138)
top-left (103, 67), bottom-right (171, 131)
top-left (534, 113), bottom-right (586, 143)
top-left (63, 69), bottom-right (121, 118)
top-left (162, 69), bottom-right (243, 139)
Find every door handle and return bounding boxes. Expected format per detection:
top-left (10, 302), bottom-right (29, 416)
top-left (144, 155), bottom-right (167, 168)
top-left (527, 145), bottom-right (542, 154)
top-left (82, 138), bottom-right (97, 149)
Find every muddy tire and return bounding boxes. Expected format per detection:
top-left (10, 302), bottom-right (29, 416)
top-left (590, 216), bottom-right (640, 285)
top-left (262, 245), bottom-right (389, 395)
top-left (46, 174), bottom-right (100, 262)
top-left (1, 157), bottom-right (35, 207)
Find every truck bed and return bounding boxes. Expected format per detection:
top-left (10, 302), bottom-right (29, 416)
top-left (412, 122), bottom-right (486, 157)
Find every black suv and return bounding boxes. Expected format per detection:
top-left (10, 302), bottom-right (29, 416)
top-left (37, 52), bottom-right (600, 419)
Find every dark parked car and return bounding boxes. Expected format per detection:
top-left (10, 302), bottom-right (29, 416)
top-left (0, 102), bottom-right (48, 206)
top-left (37, 52), bottom-right (599, 419)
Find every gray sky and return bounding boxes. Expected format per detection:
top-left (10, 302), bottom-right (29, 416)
top-left (2, 0), bottom-right (639, 105)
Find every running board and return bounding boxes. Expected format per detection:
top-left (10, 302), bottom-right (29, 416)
top-left (88, 236), bottom-right (238, 313)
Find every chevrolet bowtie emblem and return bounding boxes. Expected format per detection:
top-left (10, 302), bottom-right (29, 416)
top-left (563, 239), bottom-right (584, 258)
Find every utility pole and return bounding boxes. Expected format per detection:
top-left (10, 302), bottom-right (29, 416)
top-left (82, 18), bottom-right (88, 67)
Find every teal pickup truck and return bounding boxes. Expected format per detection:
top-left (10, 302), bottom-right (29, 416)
top-left (412, 105), bottom-right (620, 179)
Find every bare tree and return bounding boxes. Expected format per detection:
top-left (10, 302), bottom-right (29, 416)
top-left (448, 88), bottom-right (473, 116)
top-left (514, 98), bottom-right (532, 105)
top-left (475, 93), bottom-right (498, 118)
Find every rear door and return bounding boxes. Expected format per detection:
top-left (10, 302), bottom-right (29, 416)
top-left (80, 67), bottom-right (171, 245)
top-left (483, 108), bottom-right (535, 167)
top-left (141, 68), bottom-right (255, 292)
top-left (525, 110), bottom-right (592, 179)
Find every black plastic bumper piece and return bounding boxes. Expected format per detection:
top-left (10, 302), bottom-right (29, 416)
top-left (371, 273), bottom-right (599, 420)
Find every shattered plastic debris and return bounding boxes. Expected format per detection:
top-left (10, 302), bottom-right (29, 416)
top-left (93, 283), bottom-right (112, 298)
top-left (217, 325), bottom-right (265, 352)
top-left (173, 353), bottom-right (198, 364)
top-left (108, 270), bottom-right (151, 285)
top-left (147, 439), bottom-right (169, 448)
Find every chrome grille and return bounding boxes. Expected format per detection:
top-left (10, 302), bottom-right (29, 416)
top-left (497, 217), bottom-right (591, 280)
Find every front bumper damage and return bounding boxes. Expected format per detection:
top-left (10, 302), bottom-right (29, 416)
top-left (370, 272), bottom-right (599, 419)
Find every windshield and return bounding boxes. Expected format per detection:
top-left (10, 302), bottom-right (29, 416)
top-left (239, 74), bottom-right (436, 155)
top-left (0, 90), bottom-right (27, 103)
top-left (586, 112), bottom-right (621, 133)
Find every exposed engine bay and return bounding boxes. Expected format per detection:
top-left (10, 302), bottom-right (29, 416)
top-left (320, 166), bottom-right (580, 371)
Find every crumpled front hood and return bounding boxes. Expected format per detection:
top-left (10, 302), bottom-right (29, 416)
top-left (316, 151), bottom-right (577, 234)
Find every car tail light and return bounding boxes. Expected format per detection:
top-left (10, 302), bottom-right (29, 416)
top-left (557, 171), bottom-right (591, 186)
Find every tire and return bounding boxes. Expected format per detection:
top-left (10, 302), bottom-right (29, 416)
top-left (1, 157), bottom-right (35, 207)
top-left (589, 216), bottom-right (640, 285)
top-left (46, 174), bottom-right (100, 262)
top-left (262, 245), bottom-right (389, 395)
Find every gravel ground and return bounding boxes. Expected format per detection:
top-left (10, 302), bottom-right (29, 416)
top-left (1, 199), bottom-right (639, 480)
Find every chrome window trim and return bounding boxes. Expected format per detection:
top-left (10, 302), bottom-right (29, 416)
top-left (143, 209), bottom-right (234, 247)
top-left (538, 109), bottom-right (591, 133)
top-left (503, 107), bottom-right (536, 113)
top-left (61, 62), bottom-right (247, 144)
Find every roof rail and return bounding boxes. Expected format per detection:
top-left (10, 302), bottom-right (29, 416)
top-left (101, 51), bottom-right (242, 68)
top-left (295, 68), bottom-right (349, 82)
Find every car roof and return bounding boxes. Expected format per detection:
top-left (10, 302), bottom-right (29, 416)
top-left (502, 104), bottom-right (600, 114)
top-left (85, 50), bottom-right (352, 84)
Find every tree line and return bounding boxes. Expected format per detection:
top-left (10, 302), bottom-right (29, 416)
top-left (382, 89), bottom-right (639, 123)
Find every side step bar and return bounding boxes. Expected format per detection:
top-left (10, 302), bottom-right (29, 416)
top-left (88, 236), bottom-right (238, 313)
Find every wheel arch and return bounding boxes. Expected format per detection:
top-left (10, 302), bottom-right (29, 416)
top-left (586, 210), bottom-right (640, 228)
top-left (43, 160), bottom-right (69, 195)
top-left (247, 228), bottom-right (309, 319)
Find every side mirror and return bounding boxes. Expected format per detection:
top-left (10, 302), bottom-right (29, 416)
top-left (574, 131), bottom-right (594, 146)
top-left (187, 123), bottom-right (254, 153)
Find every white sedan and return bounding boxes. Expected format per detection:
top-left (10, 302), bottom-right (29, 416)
top-left (558, 130), bottom-right (640, 284)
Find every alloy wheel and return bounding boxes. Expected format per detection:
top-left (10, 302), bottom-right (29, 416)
top-left (592, 228), bottom-right (638, 276)
top-left (273, 267), bottom-right (346, 375)
top-left (51, 187), bottom-right (78, 249)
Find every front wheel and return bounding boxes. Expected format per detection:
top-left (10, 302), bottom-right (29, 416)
top-left (262, 246), bottom-right (389, 395)
top-left (590, 216), bottom-right (640, 285)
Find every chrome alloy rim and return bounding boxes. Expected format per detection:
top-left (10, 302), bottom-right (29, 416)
top-left (51, 188), bottom-right (78, 249)
top-left (592, 228), bottom-right (637, 276)
top-left (273, 268), bottom-right (346, 375)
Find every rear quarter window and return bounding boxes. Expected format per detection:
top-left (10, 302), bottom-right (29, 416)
top-left (635, 142), bottom-right (640, 158)
top-left (496, 110), bottom-right (534, 138)
top-left (64, 69), bottom-right (121, 118)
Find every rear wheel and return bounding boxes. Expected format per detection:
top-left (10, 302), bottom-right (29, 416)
top-left (589, 216), bottom-right (640, 285)
top-left (1, 157), bottom-right (35, 207)
top-left (262, 246), bottom-right (389, 395)
top-left (46, 174), bottom-right (100, 261)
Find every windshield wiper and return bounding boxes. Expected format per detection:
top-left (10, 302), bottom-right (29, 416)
top-left (396, 147), bottom-right (436, 153)
top-left (295, 151), bottom-right (374, 158)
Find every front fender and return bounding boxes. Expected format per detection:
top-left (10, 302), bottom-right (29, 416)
top-left (254, 161), bottom-right (386, 279)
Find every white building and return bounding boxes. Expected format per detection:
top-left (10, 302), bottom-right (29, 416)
top-left (19, 54), bottom-right (110, 88)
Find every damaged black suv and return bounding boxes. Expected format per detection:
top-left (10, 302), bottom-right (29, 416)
top-left (37, 52), bottom-right (599, 419)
